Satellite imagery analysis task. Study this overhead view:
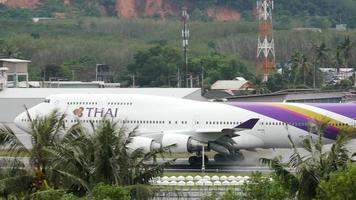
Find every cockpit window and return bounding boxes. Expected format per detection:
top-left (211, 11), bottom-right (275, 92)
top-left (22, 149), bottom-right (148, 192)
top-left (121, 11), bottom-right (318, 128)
top-left (44, 99), bottom-right (50, 103)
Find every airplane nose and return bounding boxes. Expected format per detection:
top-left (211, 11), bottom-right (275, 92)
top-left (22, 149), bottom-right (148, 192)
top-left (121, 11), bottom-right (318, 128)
top-left (14, 112), bottom-right (30, 132)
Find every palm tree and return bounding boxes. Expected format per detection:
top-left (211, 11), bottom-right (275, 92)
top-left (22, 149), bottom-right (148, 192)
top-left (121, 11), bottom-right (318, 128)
top-left (0, 110), bottom-right (67, 191)
top-left (290, 52), bottom-right (311, 87)
top-left (313, 42), bottom-right (330, 87)
top-left (252, 75), bottom-right (270, 94)
top-left (339, 36), bottom-right (352, 69)
top-left (50, 119), bottom-right (173, 195)
top-left (260, 123), bottom-right (355, 200)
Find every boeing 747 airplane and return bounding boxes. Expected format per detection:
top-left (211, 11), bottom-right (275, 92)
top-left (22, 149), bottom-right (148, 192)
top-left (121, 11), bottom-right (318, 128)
top-left (13, 94), bottom-right (356, 165)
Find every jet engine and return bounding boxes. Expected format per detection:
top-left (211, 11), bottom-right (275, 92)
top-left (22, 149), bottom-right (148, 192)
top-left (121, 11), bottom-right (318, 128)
top-left (127, 136), bottom-right (161, 154)
top-left (161, 134), bottom-right (201, 153)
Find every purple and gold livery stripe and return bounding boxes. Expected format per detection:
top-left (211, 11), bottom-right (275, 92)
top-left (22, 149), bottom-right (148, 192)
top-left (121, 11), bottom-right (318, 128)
top-left (228, 103), bottom-right (348, 140)
top-left (308, 104), bottom-right (356, 119)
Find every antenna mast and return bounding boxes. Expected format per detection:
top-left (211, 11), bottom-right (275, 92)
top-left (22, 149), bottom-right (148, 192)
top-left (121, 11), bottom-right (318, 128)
top-left (182, 5), bottom-right (190, 87)
top-left (257, 0), bottom-right (275, 82)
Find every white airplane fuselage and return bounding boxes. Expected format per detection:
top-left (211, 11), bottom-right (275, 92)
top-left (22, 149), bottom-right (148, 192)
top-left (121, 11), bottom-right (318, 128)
top-left (14, 94), bottom-right (356, 160)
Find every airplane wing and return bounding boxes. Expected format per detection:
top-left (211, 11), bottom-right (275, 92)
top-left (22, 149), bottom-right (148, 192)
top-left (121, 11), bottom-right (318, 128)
top-left (193, 118), bottom-right (259, 141)
top-left (196, 118), bottom-right (259, 134)
top-left (136, 118), bottom-right (259, 143)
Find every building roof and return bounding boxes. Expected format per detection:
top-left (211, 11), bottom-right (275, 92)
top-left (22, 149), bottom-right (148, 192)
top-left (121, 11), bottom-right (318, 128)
top-left (225, 89), bottom-right (356, 103)
top-left (0, 59), bottom-right (31, 63)
top-left (211, 80), bottom-right (253, 90)
top-left (0, 88), bottom-right (203, 100)
top-left (319, 68), bottom-right (354, 72)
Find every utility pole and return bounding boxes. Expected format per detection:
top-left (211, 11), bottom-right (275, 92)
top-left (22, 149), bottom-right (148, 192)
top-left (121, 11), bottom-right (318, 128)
top-left (177, 67), bottom-right (181, 88)
top-left (182, 5), bottom-right (190, 87)
top-left (257, 0), bottom-right (275, 82)
top-left (131, 75), bottom-right (135, 87)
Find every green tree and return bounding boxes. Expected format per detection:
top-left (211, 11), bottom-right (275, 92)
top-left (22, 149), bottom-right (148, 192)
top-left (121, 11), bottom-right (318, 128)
top-left (240, 172), bottom-right (291, 200)
top-left (190, 53), bottom-right (252, 86)
top-left (261, 125), bottom-right (355, 200)
top-left (313, 42), bottom-right (330, 87)
top-left (220, 190), bottom-right (240, 200)
top-left (266, 72), bottom-right (289, 92)
top-left (127, 45), bottom-right (182, 87)
top-left (50, 119), bottom-right (172, 195)
top-left (0, 40), bottom-right (22, 58)
top-left (92, 183), bottom-right (130, 200)
top-left (41, 64), bottom-right (72, 81)
top-left (317, 163), bottom-right (356, 200)
top-left (338, 36), bottom-right (353, 69)
top-left (290, 52), bottom-right (312, 87)
top-left (0, 110), bottom-right (67, 191)
top-left (252, 75), bottom-right (270, 94)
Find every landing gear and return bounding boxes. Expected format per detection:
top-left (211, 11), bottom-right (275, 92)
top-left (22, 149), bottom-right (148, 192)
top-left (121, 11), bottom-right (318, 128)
top-left (188, 155), bottom-right (209, 165)
top-left (214, 152), bottom-right (244, 163)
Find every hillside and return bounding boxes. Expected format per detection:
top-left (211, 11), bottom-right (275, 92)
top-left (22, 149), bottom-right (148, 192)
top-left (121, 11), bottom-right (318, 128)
top-left (0, 0), bottom-right (242, 21)
top-left (0, 1), bottom-right (356, 87)
top-left (1, 0), bottom-right (356, 27)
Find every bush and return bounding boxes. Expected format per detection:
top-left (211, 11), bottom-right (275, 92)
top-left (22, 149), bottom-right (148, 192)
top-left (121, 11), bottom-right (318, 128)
top-left (241, 172), bottom-right (291, 200)
top-left (220, 190), bottom-right (240, 200)
top-left (36, 189), bottom-right (66, 200)
top-left (126, 185), bottom-right (155, 200)
top-left (317, 163), bottom-right (356, 200)
top-left (92, 183), bottom-right (130, 200)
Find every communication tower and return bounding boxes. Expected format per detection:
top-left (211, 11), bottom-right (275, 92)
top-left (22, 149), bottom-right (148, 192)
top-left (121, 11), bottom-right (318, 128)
top-left (182, 6), bottom-right (190, 87)
top-left (256, 0), bottom-right (275, 81)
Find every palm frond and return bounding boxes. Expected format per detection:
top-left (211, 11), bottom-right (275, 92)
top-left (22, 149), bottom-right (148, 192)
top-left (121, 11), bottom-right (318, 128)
top-left (0, 125), bottom-right (28, 156)
top-left (54, 169), bottom-right (91, 194)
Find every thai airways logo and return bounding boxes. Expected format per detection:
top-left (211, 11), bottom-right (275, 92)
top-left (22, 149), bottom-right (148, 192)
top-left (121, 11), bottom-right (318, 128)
top-left (72, 107), bottom-right (119, 118)
top-left (73, 107), bottom-right (84, 118)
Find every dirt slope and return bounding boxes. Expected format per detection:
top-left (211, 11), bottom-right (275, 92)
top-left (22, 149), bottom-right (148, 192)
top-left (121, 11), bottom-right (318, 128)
top-left (1, 0), bottom-right (241, 21)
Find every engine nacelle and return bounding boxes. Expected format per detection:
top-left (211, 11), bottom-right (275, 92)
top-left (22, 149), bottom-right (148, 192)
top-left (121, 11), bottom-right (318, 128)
top-left (161, 134), bottom-right (201, 153)
top-left (209, 143), bottom-right (230, 155)
top-left (127, 136), bottom-right (161, 154)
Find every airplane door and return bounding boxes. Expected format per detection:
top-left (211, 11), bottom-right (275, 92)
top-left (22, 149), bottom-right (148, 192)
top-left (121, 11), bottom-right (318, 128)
top-left (193, 115), bottom-right (201, 129)
top-left (257, 120), bottom-right (265, 135)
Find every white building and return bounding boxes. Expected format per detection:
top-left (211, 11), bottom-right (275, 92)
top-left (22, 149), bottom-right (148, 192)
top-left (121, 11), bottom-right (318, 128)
top-left (319, 68), bottom-right (354, 83)
top-left (0, 58), bottom-right (31, 88)
top-left (0, 67), bottom-right (7, 90)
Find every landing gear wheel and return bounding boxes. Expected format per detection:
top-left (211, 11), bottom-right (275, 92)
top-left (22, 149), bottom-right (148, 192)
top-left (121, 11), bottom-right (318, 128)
top-left (214, 154), bottom-right (227, 162)
top-left (188, 156), bottom-right (209, 165)
top-left (214, 153), bottom-right (245, 162)
top-left (204, 155), bottom-right (209, 164)
top-left (188, 156), bottom-right (199, 165)
top-left (233, 151), bottom-right (245, 161)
